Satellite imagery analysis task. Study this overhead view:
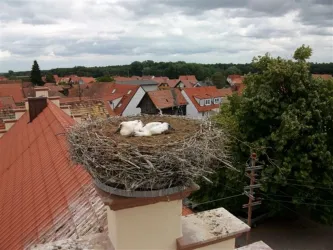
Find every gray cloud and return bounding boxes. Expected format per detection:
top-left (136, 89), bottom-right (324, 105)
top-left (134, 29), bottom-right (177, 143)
top-left (0, 0), bottom-right (332, 71)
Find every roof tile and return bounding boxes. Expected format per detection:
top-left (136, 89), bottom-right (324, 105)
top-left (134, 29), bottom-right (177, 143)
top-left (183, 86), bottom-right (232, 112)
top-left (148, 88), bottom-right (188, 109)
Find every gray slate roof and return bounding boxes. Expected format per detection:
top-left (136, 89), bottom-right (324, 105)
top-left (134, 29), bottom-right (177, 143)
top-left (115, 80), bottom-right (158, 86)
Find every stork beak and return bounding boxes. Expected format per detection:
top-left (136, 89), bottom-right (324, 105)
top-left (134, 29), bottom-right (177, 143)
top-left (114, 126), bottom-right (121, 134)
top-left (169, 125), bottom-right (175, 131)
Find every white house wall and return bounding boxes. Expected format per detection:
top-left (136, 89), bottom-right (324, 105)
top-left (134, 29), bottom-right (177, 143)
top-left (122, 87), bottom-right (145, 116)
top-left (181, 90), bottom-right (201, 119)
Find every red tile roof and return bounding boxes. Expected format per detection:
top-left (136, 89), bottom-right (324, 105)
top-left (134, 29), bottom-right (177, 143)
top-left (0, 101), bottom-right (107, 250)
top-left (217, 88), bottom-right (233, 97)
top-left (183, 86), bottom-right (228, 112)
top-left (67, 83), bottom-right (139, 116)
top-left (181, 80), bottom-right (196, 88)
top-left (148, 89), bottom-right (187, 109)
top-left (312, 74), bottom-right (333, 80)
top-left (228, 75), bottom-right (245, 95)
top-left (0, 100), bottom-right (202, 249)
top-left (166, 79), bottom-right (181, 88)
top-left (0, 96), bottom-right (17, 109)
top-left (179, 75), bottom-right (197, 82)
top-left (114, 76), bottom-right (136, 82)
top-left (0, 83), bottom-right (25, 103)
top-left (0, 76), bottom-right (8, 81)
top-left (152, 77), bottom-right (169, 84)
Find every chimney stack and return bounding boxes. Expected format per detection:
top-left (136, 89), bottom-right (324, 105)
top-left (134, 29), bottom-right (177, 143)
top-left (28, 97), bottom-right (47, 122)
top-left (48, 96), bottom-right (60, 107)
top-left (34, 86), bottom-right (49, 98)
top-left (13, 108), bottom-right (26, 120)
top-left (95, 182), bottom-right (197, 250)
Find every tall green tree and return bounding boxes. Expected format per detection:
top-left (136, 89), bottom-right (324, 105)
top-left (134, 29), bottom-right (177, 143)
top-left (237, 45), bottom-right (333, 224)
top-left (192, 45), bottom-right (333, 224)
top-left (45, 73), bottom-right (56, 83)
top-left (30, 60), bottom-right (43, 86)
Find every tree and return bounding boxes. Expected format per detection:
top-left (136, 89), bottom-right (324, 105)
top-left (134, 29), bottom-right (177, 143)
top-left (225, 66), bottom-right (242, 76)
top-left (192, 46), bottom-right (333, 225)
top-left (30, 60), bottom-right (43, 86)
top-left (235, 46), bottom-right (333, 224)
top-left (211, 72), bottom-right (228, 89)
top-left (96, 76), bottom-right (114, 82)
top-left (45, 73), bottom-right (56, 83)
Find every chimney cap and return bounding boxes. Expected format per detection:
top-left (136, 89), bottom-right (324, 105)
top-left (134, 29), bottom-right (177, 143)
top-left (12, 108), bottom-right (26, 113)
top-left (3, 119), bottom-right (17, 123)
top-left (48, 96), bottom-right (60, 100)
top-left (34, 87), bottom-right (49, 91)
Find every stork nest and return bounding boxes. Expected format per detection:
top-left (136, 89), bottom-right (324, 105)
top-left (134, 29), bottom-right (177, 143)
top-left (67, 115), bottom-right (233, 191)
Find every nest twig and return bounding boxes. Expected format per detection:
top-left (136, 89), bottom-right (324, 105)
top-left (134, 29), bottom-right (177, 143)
top-left (67, 115), bottom-right (234, 191)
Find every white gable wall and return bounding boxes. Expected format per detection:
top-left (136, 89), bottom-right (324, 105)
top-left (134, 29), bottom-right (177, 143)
top-left (181, 90), bottom-right (201, 119)
top-left (122, 87), bottom-right (145, 116)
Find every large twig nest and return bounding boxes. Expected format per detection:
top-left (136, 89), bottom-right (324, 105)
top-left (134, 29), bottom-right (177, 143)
top-left (67, 115), bottom-right (233, 191)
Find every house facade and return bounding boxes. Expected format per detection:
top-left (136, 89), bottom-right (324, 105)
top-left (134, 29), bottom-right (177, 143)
top-left (138, 88), bottom-right (187, 115)
top-left (181, 86), bottom-right (232, 119)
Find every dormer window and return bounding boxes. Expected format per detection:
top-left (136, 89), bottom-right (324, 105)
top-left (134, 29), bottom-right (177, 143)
top-left (213, 97), bottom-right (221, 104)
top-left (205, 99), bottom-right (211, 106)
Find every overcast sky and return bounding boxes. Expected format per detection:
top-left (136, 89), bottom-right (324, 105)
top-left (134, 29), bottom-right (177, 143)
top-left (0, 0), bottom-right (332, 72)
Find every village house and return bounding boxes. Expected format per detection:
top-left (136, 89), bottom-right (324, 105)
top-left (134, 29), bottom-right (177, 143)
top-left (64, 82), bottom-right (145, 116)
top-left (138, 88), bottom-right (187, 115)
top-left (227, 74), bottom-right (245, 95)
top-left (181, 86), bottom-right (233, 119)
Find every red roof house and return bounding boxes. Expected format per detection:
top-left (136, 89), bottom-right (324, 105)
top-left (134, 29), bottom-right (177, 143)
top-left (0, 83), bottom-right (25, 103)
top-left (312, 74), bottom-right (333, 80)
top-left (65, 83), bottom-right (145, 116)
top-left (138, 89), bottom-right (188, 115)
top-left (181, 86), bottom-right (232, 119)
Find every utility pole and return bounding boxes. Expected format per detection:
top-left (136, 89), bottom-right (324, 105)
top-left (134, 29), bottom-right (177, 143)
top-left (243, 152), bottom-right (262, 244)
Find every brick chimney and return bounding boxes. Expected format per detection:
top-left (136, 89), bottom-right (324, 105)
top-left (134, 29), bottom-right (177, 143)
top-left (28, 97), bottom-right (47, 122)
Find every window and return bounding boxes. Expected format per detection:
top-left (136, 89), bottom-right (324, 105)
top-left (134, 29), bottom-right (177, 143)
top-left (213, 97), bottom-right (221, 104)
top-left (112, 89), bottom-right (116, 94)
top-left (127, 90), bottom-right (132, 94)
top-left (205, 99), bottom-right (211, 106)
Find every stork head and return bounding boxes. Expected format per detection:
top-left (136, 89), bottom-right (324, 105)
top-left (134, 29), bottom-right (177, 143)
top-left (168, 123), bottom-right (175, 131)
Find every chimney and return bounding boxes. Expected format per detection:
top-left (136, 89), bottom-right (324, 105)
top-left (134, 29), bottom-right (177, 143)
top-left (48, 96), bottom-right (60, 107)
top-left (60, 105), bottom-right (71, 116)
top-left (95, 182), bottom-right (198, 250)
top-left (28, 97), bottom-right (47, 122)
top-left (13, 108), bottom-right (26, 120)
top-left (3, 118), bottom-right (17, 131)
top-left (34, 86), bottom-right (49, 98)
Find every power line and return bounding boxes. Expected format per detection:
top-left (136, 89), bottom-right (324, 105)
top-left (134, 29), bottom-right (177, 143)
top-left (191, 193), bottom-right (244, 208)
top-left (257, 179), bottom-right (333, 190)
top-left (262, 197), bottom-right (333, 207)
